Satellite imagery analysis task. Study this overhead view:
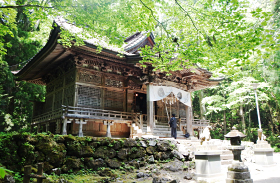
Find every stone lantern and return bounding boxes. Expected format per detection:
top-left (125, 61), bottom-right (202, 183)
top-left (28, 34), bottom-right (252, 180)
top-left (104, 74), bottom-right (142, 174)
top-left (225, 127), bottom-right (252, 183)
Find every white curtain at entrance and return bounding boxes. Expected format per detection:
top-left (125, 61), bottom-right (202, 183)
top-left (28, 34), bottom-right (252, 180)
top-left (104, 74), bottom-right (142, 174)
top-left (172, 87), bottom-right (191, 107)
top-left (149, 85), bottom-right (191, 107)
top-left (149, 86), bottom-right (172, 101)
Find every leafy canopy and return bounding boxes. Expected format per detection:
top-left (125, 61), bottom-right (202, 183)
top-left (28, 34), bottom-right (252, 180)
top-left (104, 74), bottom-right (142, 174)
top-left (1, 0), bottom-right (277, 74)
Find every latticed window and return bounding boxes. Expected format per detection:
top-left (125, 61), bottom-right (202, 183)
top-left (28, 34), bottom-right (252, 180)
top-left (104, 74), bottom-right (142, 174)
top-left (54, 89), bottom-right (63, 109)
top-left (63, 85), bottom-right (75, 106)
top-left (104, 89), bottom-right (123, 111)
top-left (45, 95), bottom-right (53, 112)
top-left (77, 85), bottom-right (101, 107)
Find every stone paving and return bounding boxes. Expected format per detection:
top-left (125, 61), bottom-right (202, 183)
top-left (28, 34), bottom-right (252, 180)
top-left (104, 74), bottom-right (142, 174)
top-left (171, 138), bottom-right (280, 183)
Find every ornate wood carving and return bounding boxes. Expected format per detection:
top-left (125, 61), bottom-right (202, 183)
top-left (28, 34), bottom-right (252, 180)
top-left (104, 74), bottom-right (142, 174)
top-left (128, 80), bottom-right (141, 90)
top-left (78, 69), bottom-right (102, 85)
top-left (74, 54), bottom-right (142, 77)
top-left (105, 75), bottom-right (123, 88)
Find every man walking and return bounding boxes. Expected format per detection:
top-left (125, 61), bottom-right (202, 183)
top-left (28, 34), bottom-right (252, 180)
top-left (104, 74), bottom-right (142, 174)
top-left (169, 114), bottom-right (177, 139)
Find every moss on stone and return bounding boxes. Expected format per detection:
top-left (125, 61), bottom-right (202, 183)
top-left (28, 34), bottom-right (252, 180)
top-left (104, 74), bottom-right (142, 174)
top-left (93, 146), bottom-right (116, 159)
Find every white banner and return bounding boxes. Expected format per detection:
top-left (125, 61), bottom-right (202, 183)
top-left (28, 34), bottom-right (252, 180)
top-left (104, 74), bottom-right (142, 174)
top-left (149, 85), bottom-right (191, 107)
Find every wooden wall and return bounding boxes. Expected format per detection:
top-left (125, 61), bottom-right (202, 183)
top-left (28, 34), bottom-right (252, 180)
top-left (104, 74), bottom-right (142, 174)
top-left (72, 121), bottom-right (130, 138)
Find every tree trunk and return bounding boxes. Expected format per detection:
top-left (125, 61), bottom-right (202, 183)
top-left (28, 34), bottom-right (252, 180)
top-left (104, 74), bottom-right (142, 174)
top-left (199, 90), bottom-right (206, 120)
top-left (224, 110), bottom-right (227, 139)
top-left (240, 104), bottom-right (246, 134)
top-left (267, 101), bottom-right (278, 133)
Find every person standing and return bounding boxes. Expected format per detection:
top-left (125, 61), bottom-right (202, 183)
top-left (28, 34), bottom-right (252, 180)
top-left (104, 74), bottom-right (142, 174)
top-left (169, 114), bottom-right (177, 139)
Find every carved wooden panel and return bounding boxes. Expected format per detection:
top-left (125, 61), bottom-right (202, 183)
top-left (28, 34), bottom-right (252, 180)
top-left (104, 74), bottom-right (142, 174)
top-left (128, 80), bottom-right (141, 90)
top-left (83, 58), bottom-right (104, 70)
top-left (104, 89), bottom-right (123, 110)
top-left (78, 69), bottom-right (102, 85)
top-left (77, 85), bottom-right (101, 107)
top-left (105, 75), bottom-right (123, 88)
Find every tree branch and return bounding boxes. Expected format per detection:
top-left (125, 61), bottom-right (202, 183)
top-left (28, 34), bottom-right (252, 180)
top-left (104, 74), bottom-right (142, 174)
top-left (174, 0), bottom-right (201, 34)
top-left (0, 5), bottom-right (53, 9)
top-left (139, 0), bottom-right (171, 38)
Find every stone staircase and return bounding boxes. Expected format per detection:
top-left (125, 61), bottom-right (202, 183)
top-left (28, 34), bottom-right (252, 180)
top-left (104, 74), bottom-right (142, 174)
top-left (142, 122), bottom-right (184, 138)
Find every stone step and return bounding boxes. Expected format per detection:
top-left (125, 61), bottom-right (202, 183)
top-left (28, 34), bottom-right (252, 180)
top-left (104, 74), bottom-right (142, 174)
top-left (143, 127), bottom-right (183, 131)
top-left (143, 124), bottom-right (170, 128)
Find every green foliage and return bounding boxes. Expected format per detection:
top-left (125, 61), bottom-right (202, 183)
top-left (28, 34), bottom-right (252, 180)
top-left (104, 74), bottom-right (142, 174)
top-left (0, 167), bottom-right (5, 179)
top-left (267, 133), bottom-right (280, 152)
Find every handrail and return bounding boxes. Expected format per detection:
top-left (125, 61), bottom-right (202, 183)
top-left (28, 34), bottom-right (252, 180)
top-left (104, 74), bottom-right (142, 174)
top-left (62, 105), bottom-right (134, 120)
top-left (32, 108), bottom-right (64, 124)
top-left (180, 118), bottom-right (210, 127)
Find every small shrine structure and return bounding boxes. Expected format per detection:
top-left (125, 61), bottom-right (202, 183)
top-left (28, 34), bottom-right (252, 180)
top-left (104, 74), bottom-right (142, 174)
top-left (15, 19), bottom-right (223, 138)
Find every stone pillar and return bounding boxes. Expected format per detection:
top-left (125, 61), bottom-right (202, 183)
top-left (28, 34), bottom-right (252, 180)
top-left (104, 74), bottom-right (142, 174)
top-left (62, 118), bottom-right (68, 135)
top-left (75, 119), bottom-right (87, 137)
top-left (146, 83), bottom-right (154, 133)
top-left (253, 141), bottom-right (275, 166)
top-left (78, 120), bottom-right (84, 137)
top-left (186, 105), bottom-right (193, 137)
top-left (195, 151), bottom-right (222, 178)
top-left (45, 123), bottom-right (49, 133)
top-left (104, 121), bottom-right (113, 137)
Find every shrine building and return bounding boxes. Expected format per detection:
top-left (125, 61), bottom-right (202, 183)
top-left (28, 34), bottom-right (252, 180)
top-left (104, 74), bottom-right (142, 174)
top-left (15, 19), bottom-right (223, 138)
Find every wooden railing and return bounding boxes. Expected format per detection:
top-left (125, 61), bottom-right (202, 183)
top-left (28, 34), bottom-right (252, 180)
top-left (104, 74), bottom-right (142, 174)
top-left (32, 108), bottom-right (64, 124)
top-left (180, 118), bottom-right (210, 128)
top-left (132, 113), bottom-right (143, 131)
top-left (192, 119), bottom-right (210, 127)
top-left (142, 114), bottom-right (169, 123)
top-left (62, 105), bottom-right (133, 121)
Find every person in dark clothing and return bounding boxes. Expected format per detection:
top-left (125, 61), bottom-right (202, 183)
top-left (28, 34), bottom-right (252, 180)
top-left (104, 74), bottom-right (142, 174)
top-left (169, 114), bottom-right (177, 139)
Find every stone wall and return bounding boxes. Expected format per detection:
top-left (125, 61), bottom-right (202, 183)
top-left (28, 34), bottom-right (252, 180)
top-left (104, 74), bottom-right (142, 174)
top-left (0, 133), bottom-right (184, 173)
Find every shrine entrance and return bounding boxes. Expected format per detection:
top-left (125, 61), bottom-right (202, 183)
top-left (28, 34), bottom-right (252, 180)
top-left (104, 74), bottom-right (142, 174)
top-left (135, 93), bottom-right (147, 114)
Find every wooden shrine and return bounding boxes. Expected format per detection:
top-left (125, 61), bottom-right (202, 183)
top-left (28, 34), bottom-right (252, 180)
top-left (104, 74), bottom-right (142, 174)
top-left (15, 19), bottom-right (223, 138)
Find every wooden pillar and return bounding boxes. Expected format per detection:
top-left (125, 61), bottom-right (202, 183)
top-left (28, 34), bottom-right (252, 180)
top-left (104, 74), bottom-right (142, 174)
top-left (186, 94), bottom-right (194, 136)
top-left (55, 120), bottom-right (61, 134)
top-left (146, 83), bottom-right (154, 133)
top-left (23, 165), bottom-right (31, 183)
top-left (37, 163), bottom-right (43, 183)
top-left (101, 74), bottom-right (105, 109)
